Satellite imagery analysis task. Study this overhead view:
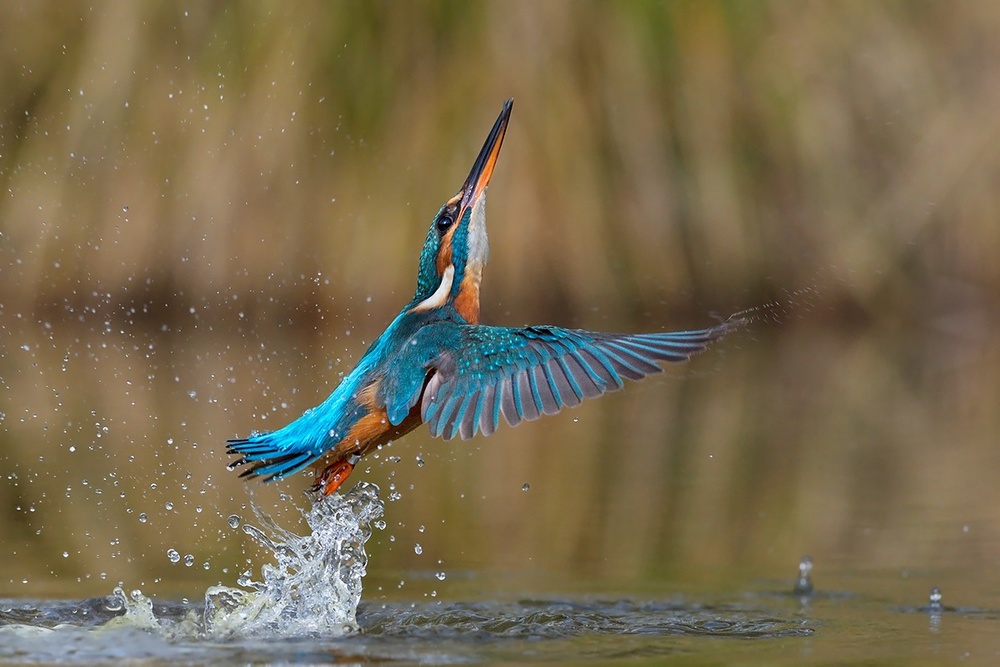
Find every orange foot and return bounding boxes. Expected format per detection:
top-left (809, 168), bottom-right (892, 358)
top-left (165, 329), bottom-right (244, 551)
top-left (315, 457), bottom-right (356, 496)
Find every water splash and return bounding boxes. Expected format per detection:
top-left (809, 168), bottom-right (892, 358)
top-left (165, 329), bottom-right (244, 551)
top-left (92, 481), bottom-right (385, 641)
top-left (103, 587), bottom-right (160, 632)
top-left (203, 481), bottom-right (384, 638)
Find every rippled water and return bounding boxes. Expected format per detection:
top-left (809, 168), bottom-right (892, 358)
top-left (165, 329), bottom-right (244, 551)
top-left (0, 597), bottom-right (816, 665)
top-left (2, 483), bottom-right (999, 665)
top-left (3, 586), bottom-right (998, 665)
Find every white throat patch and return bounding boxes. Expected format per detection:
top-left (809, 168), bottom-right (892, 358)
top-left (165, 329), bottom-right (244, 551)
top-left (411, 264), bottom-right (455, 312)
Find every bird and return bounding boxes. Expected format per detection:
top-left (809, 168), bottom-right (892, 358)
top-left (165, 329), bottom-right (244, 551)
top-left (227, 98), bottom-right (741, 495)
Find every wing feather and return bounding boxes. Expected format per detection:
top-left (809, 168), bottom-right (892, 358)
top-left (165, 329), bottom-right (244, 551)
top-left (517, 369), bottom-right (541, 422)
top-left (481, 383), bottom-right (500, 436)
top-left (501, 375), bottom-right (521, 427)
top-left (598, 344), bottom-right (661, 378)
top-left (551, 356), bottom-right (585, 405)
top-left (440, 391), bottom-right (472, 440)
top-left (404, 318), bottom-right (739, 441)
top-left (534, 364), bottom-right (561, 415)
top-left (565, 350), bottom-right (606, 397)
top-left (460, 390), bottom-right (484, 440)
top-left (576, 348), bottom-right (624, 391)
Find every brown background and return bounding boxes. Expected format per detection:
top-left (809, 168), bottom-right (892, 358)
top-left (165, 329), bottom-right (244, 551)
top-left (0, 1), bottom-right (998, 604)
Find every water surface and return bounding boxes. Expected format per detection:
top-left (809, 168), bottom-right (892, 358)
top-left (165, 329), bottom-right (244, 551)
top-left (3, 480), bottom-right (1000, 665)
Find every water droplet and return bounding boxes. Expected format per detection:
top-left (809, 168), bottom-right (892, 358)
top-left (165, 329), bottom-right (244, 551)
top-left (435, 571), bottom-right (446, 581)
top-left (416, 455), bottom-right (425, 467)
top-left (165, 501), bottom-right (174, 510)
top-left (166, 548), bottom-right (180, 563)
top-left (522, 483), bottom-right (530, 491)
top-left (418, 524), bottom-right (425, 533)
top-left (373, 519), bottom-right (386, 530)
top-left (227, 514), bottom-right (241, 529)
top-left (414, 543), bottom-right (423, 555)
top-left (138, 513), bottom-right (147, 523)
top-left (184, 554), bottom-right (195, 567)
top-left (929, 586), bottom-right (943, 610)
top-left (793, 555), bottom-right (814, 596)
top-left (62, 551), bottom-right (69, 558)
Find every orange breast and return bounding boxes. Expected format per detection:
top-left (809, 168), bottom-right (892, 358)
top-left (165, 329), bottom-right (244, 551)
top-left (310, 378), bottom-right (423, 473)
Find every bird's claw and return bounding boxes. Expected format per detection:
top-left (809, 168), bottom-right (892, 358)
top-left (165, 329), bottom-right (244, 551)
top-left (315, 456), bottom-right (357, 496)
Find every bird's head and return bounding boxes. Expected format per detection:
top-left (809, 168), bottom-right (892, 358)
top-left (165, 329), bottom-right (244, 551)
top-left (410, 98), bottom-right (512, 324)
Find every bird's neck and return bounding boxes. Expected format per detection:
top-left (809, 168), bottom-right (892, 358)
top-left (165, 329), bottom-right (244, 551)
top-left (452, 263), bottom-right (481, 324)
top-left (406, 264), bottom-right (481, 324)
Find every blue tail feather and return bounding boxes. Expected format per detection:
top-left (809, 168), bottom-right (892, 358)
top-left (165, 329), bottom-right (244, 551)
top-left (227, 436), bottom-right (324, 482)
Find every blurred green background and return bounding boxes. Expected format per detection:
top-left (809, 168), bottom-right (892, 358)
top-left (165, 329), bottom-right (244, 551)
top-left (1, 0), bottom-right (999, 604)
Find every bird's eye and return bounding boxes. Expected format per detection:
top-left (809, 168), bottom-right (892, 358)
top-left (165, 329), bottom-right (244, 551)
top-left (436, 213), bottom-right (454, 234)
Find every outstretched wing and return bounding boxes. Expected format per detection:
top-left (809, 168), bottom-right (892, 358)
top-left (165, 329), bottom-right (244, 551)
top-left (416, 318), bottom-right (740, 441)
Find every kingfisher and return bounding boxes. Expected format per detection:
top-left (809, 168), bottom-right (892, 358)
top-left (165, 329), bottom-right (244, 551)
top-left (228, 99), bottom-right (741, 495)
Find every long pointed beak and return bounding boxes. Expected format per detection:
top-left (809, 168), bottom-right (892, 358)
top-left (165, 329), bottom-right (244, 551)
top-left (460, 98), bottom-right (512, 210)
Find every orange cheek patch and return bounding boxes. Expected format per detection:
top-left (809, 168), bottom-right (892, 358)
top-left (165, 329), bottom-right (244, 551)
top-left (436, 227), bottom-right (456, 275)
